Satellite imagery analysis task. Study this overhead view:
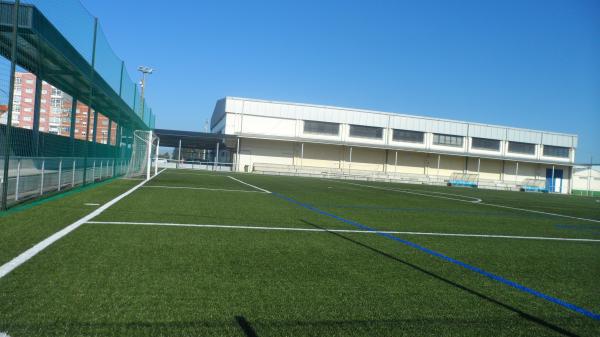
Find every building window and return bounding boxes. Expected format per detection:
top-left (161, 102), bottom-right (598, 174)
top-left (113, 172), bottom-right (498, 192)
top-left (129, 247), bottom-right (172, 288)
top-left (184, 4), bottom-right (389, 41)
top-left (349, 125), bottom-right (383, 139)
top-left (508, 141), bottom-right (535, 155)
top-left (303, 120), bottom-right (339, 136)
top-left (433, 133), bottom-right (463, 147)
top-left (543, 145), bottom-right (569, 158)
top-left (471, 137), bottom-right (500, 151)
top-left (392, 129), bottom-right (424, 143)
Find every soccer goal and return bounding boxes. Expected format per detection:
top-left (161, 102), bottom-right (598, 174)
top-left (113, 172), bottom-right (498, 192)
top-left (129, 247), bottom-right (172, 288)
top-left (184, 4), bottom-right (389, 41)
top-left (126, 130), bottom-right (160, 180)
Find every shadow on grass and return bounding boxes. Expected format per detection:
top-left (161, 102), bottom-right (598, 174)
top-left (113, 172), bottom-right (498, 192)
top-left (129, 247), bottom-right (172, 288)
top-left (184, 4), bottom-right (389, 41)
top-left (235, 315), bottom-right (259, 337)
top-left (300, 219), bottom-right (581, 337)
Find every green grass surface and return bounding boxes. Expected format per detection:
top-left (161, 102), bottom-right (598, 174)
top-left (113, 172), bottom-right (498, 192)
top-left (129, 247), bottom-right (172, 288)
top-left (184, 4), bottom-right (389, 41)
top-left (0, 169), bottom-right (599, 336)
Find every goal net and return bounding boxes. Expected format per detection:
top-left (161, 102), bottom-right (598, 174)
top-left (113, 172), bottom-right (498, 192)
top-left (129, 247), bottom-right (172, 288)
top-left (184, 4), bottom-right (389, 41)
top-left (126, 130), bottom-right (159, 180)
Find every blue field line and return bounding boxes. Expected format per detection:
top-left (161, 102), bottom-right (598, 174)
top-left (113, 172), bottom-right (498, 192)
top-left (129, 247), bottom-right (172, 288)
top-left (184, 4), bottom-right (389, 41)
top-left (555, 224), bottom-right (600, 234)
top-left (272, 192), bottom-right (600, 321)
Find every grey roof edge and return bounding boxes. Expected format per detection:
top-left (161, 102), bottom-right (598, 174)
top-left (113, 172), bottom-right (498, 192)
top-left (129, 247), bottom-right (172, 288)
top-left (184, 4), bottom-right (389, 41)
top-left (222, 96), bottom-right (578, 139)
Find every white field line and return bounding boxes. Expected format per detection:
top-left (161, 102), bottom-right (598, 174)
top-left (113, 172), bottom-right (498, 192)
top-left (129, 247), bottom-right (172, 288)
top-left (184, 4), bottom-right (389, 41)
top-left (342, 181), bottom-right (600, 224)
top-left (0, 169), bottom-right (167, 279)
top-left (86, 221), bottom-right (600, 242)
top-left (142, 185), bottom-right (266, 193)
top-left (162, 171), bottom-right (224, 177)
top-left (342, 181), bottom-right (482, 203)
top-left (478, 202), bottom-right (600, 224)
top-left (228, 176), bottom-right (271, 193)
top-left (84, 203), bottom-right (100, 206)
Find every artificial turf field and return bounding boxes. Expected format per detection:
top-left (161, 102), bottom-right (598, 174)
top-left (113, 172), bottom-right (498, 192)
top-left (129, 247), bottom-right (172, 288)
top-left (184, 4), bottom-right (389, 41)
top-left (0, 168), bottom-right (599, 337)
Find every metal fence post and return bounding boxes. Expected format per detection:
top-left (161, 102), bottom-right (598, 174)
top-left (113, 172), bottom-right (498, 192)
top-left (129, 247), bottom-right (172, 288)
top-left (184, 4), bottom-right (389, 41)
top-left (72, 159), bottom-right (76, 187)
top-left (92, 160), bottom-right (96, 182)
top-left (1, 0), bottom-right (21, 210)
top-left (40, 159), bottom-right (45, 195)
top-left (100, 160), bottom-right (103, 179)
top-left (15, 158), bottom-right (21, 201)
top-left (58, 159), bottom-right (62, 191)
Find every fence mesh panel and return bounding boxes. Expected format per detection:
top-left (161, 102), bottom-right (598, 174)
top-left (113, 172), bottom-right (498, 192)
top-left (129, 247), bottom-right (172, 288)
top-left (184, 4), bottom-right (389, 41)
top-left (0, 1), bottom-right (157, 209)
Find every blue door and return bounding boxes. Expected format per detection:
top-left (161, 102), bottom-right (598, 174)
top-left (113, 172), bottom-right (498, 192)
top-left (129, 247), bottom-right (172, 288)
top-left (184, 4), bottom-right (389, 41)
top-left (546, 168), bottom-right (563, 193)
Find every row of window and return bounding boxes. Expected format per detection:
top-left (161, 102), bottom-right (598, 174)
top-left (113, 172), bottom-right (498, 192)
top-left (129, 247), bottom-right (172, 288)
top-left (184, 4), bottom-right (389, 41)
top-left (302, 120), bottom-right (570, 158)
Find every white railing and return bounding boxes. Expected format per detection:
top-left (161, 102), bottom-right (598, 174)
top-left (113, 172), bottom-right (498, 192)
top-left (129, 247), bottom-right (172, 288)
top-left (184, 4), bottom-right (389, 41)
top-left (0, 157), bottom-right (130, 206)
top-left (251, 163), bottom-right (520, 192)
top-left (158, 159), bottom-right (233, 172)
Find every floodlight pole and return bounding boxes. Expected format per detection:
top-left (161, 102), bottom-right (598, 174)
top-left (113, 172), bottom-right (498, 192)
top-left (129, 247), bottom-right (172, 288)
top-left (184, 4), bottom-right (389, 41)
top-left (138, 66), bottom-right (153, 121)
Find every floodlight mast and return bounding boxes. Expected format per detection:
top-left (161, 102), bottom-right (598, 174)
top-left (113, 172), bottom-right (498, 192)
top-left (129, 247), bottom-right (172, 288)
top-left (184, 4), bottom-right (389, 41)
top-left (137, 66), bottom-right (153, 122)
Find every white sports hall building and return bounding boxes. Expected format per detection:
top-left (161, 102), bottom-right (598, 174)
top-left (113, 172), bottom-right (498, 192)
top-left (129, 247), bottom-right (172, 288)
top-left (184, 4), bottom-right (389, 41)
top-left (210, 97), bottom-right (578, 194)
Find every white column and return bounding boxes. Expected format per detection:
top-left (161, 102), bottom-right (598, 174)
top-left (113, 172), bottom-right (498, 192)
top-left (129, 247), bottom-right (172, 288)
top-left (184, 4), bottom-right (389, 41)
top-left (177, 138), bottom-right (182, 169)
top-left (236, 137), bottom-right (240, 172)
top-left (15, 159), bottom-right (21, 201)
top-left (349, 146), bottom-right (353, 171)
top-left (300, 143), bottom-right (304, 167)
top-left (154, 137), bottom-right (160, 176)
top-left (58, 159), bottom-right (62, 191)
top-left (146, 131), bottom-right (153, 181)
top-left (40, 159), bottom-right (45, 195)
top-left (437, 154), bottom-right (441, 177)
top-left (72, 160), bottom-right (76, 187)
top-left (394, 151), bottom-right (398, 173)
top-left (214, 142), bottom-right (220, 171)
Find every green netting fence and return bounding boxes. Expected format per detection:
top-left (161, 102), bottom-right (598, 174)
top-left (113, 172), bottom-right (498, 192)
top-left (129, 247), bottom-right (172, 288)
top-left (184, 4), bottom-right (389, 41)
top-left (0, 0), bottom-right (157, 209)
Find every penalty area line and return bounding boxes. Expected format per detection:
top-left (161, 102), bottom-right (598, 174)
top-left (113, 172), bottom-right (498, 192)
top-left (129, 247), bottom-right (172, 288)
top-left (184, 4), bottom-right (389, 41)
top-left (142, 185), bottom-right (267, 193)
top-left (85, 221), bottom-right (600, 242)
top-left (228, 176), bottom-right (271, 193)
top-left (0, 169), bottom-right (167, 279)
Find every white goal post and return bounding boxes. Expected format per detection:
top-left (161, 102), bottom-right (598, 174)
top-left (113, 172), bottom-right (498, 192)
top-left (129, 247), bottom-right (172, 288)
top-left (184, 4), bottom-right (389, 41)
top-left (126, 130), bottom-right (160, 180)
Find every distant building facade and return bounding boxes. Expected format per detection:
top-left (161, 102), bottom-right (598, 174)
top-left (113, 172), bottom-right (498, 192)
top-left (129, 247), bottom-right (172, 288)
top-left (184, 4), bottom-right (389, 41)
top-left (212, 97), bottom-right (578, 194)
top-left (0, 72), bottom-right (115, 144)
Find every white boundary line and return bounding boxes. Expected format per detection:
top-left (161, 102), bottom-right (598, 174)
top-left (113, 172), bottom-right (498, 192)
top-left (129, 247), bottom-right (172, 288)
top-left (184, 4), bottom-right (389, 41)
top-left (161, 171), bottom-right (225, 177)
top-left (142, 185), bottom-right (266, 193)
top-left (228, 176), bottom-right (272, 193)
top-left (341, 181), bottom-right (482, 203)
top-left (0, 169), bottom-right (167, 279)
top-left (343, 181), bottom-right (600, 223)
top-left (478, 202), bottom-right (600, 223)
top-left (86, 221), bottom-right (600, 242)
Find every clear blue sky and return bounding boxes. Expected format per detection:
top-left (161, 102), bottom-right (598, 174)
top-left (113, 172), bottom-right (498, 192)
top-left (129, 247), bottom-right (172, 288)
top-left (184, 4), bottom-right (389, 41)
top-left (81, 0), bottom-right (599, 162)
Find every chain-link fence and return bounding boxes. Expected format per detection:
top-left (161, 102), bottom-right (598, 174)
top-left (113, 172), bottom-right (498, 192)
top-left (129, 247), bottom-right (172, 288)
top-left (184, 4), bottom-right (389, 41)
top-left (0, 0), bottom-right (155, 209)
